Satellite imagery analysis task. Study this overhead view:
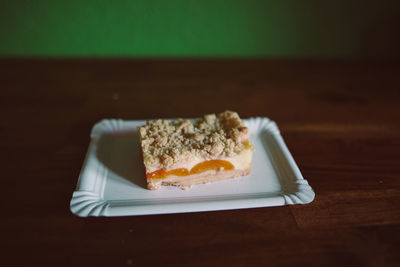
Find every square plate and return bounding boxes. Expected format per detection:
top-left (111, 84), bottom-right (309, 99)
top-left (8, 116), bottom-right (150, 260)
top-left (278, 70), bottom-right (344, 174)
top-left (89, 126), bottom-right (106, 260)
top-left (70, 117), bottom-right (314, 217)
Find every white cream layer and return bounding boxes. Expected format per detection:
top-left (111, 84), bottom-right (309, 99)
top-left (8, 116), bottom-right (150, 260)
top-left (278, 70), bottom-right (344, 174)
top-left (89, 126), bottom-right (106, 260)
top-left (147, 147), bottom-right (253, 174)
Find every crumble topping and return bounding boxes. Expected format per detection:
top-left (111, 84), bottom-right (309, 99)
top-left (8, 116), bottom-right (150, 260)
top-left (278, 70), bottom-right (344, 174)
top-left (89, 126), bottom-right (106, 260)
top-left (139, 110), bottom-right (254, 172)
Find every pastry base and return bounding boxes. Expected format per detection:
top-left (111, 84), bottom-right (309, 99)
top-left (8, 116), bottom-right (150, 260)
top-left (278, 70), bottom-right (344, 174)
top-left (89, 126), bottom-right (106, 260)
top-left (147, 168), bottom-right (251, 190)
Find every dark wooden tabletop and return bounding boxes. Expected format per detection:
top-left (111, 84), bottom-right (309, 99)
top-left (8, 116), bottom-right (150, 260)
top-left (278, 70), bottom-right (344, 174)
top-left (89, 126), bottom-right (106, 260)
top-left (2, 59), bottom-right (400, 267)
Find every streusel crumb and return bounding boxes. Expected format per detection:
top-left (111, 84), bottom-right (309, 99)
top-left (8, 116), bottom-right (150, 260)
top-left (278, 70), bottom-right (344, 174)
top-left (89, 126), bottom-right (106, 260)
top-left (139, 110), bottom-right (253, 172)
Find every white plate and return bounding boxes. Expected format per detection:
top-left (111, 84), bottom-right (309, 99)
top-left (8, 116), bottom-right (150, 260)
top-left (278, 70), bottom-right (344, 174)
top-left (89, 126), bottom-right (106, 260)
top-left (70, 118), bottom-right (315, 217)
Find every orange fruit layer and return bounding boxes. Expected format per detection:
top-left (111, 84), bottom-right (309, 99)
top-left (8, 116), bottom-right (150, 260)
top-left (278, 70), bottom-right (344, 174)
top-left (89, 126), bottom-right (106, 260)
top-left (146, 160), bottom-right (234, 179)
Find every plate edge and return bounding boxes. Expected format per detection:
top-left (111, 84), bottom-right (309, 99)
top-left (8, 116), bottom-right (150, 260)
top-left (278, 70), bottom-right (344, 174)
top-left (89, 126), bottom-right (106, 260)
top-left (70, 190), bottom-right (109, 217)
top-left (250, 117), bottom-right (315, 205)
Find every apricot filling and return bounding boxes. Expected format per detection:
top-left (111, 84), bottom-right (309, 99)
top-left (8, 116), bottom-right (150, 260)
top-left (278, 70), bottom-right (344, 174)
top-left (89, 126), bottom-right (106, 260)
top-left (146, 160), bottom-right (234, 179)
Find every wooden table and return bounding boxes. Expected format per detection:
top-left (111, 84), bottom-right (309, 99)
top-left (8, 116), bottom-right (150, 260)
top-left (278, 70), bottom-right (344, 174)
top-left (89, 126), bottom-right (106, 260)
top-left (2, 59), bottom-right (400, 266)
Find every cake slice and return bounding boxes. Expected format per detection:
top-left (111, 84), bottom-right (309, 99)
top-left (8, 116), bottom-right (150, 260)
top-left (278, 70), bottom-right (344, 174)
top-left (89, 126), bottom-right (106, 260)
top-left (138, 111), bottom-right (254, 190)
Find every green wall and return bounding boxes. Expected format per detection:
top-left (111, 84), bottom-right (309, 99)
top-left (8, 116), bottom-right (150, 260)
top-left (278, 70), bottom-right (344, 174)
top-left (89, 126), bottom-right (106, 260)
top-left (1, 0), bottom-right (399, 58)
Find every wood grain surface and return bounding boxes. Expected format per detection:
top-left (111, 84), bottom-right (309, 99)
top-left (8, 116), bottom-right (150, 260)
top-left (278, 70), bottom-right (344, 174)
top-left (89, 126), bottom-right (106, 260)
top-left (1, 59), bottom-right (400, 266)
